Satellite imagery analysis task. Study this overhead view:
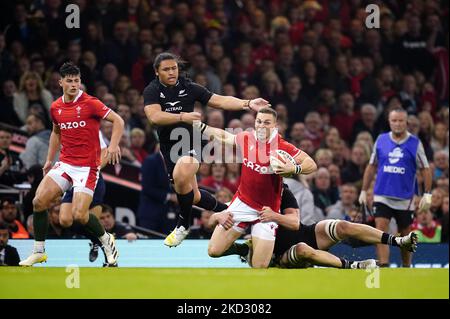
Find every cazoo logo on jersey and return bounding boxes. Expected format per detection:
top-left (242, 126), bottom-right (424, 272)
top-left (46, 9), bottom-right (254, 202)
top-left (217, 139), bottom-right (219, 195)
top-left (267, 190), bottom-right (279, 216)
top-left (58, 121), bottom-right (86, 129)
top-left (243, 158), bottom-right (273, 174)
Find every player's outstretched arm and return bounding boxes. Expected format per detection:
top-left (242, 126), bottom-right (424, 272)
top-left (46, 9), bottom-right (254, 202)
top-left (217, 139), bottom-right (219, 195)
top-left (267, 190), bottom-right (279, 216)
top-left (192, 121), bottom-right (236, 146)
top-left (292, 151), bottom-right (317, 175)
top-left (209, 211), bottom-right (234, 230)
top-left (104, 110), bottom-right (124, 165)
top-left (207, 94), bottom-right (271, 112)
top-left (43, 124), bottom-right (61, 175)
top-left (144, 104), bottom-right (201, 125)
top-left (272, 151), bottom-right (317, 176)
top-left (258, 206), bottom-right (300, 230)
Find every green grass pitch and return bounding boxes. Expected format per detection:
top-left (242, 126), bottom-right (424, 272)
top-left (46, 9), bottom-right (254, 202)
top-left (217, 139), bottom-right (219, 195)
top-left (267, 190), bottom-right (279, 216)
top-left (1, 268), bottom-right (447, 299)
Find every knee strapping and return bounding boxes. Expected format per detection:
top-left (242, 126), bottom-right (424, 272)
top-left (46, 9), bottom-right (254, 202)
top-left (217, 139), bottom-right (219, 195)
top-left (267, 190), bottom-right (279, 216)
top-left (324, 220), bottom-right (342, 243)
top-left (287, 245), bottom-right (299, 264)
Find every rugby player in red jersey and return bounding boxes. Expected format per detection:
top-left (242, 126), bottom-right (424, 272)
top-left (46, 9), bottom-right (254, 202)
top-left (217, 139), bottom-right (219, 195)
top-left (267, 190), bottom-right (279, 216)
top-left (193, 107), bottom-right (317, 268)
top-left (20, 62), bottom-right (124, 266)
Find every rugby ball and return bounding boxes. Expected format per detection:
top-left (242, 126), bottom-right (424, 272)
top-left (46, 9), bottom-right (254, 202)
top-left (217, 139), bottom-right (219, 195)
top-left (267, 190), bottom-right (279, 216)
top-left (270, 150), bottom-right (296, 177)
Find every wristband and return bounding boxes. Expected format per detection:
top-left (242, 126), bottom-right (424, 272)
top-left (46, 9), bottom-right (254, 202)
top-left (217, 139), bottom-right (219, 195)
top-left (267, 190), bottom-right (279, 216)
top-left (199, 122), bottom-right (208, 134)
top-left (295, 164), bottom-right (302, 174)
top-left (244, 99), bottom-right (252, 110)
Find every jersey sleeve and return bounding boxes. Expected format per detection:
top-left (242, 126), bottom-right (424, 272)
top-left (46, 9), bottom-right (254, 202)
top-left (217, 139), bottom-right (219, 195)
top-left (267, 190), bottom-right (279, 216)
top-left (190, 82), bottom-right (213, 105)
top-left (143, 82), bottom-right (160, 106)
top-left (416, 140), bottom-right (430, 168)
top-left (92, 99), bottom-right (111, 119)
top-left (49, 102), bottom-right (58, 125)
top-left (369, 137), bottom-right (379, 165)
top-left (280, 186), bottom-right (299, 211)
top-left (280, 140), bottom-right (302, 158)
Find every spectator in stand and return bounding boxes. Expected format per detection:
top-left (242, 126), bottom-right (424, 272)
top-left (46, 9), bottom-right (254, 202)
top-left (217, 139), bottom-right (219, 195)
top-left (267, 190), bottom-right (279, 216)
top-left (119, 132), bottom-right (141, 167)
top-left (284, 176), bottom-right (319, 225)
top-left (314, 148), bottom-right (333, 168)
top-left (351, 103), bottom-right (378, 143)
top-left (347, 56), bottom-right (378, 104)
top-left (430, 122), bottom-right (449, 154)
top-left (13, 71), bottom-right (53, 124)
top-left (225, 163), bottom-right (241, 188)
top-left (0, 222), bottom-right (20, 266)
top-left (0, 80), bottom-right (22, 126)
top-left (430, 188), bottom-right (446, 220)
top-left (418, 110), bottom-right (436, 159)
top-left (100, 204), bottom-right (137, 241)
top-left (432, 150), bottom-right (449, 181)
top-left (47, 202), bottom-right (74, 239)
top-left (20, 114), bottom-right (51, 169)
top-left (200, 162), bottom-right (238, 194)
top-left (299, 138), bottom-right (316, 159)
top-left (328, 183), bottom-right (359, 220)
top-left (130, 128), bottom-right (149, 165)
top-left (197, 162), bottom-right (211, 183)
top-left (131, 43), bottom-right (154, 92)
top-left (277, 75), bottom-right (311, 125)
top-left (341, 142), bottom-right (369, 187)
top-left (102, 63), bottom-right (120, 92)
top-left (0, 198), bottom-right (29, 239)
top-left (394, 14), bottom-right (435, 79)
top-left (412, 209), bottom-right (442, 243)
top-left (311, 167), bottom-right (339, 218)
top-left (103, 20), bottom-right (139, 75)
top-left (240, 112), bottom-right (255, 131)
top-left (328, 163), bottom-right (342, 188)
top-left (304, 111), bottom-right (324, 150)
top-left (399, 74), bottom-right (420, 114)
top-left (114, 75), bottom-right (131, 104)
top-left (45, 71), bottom-right (63, 100)
top-left (322, 127), bottom-right (340, 150)
top-left (355, 131), bottom-right (375, 152)
top-left (331, 92), bottom-right (359, 142)
top-left (187, 210), bottom-right (215, 240)
top-left (0, 128), bottom-right (26, 186)
top-left (289, 122), bottom-right (306, 147)
top-left (215, 188), bottom-right (233, 205)
top-left (301, 61), bottom-right (322, 103)
top-left (117, 103), bottom-right (133, 136)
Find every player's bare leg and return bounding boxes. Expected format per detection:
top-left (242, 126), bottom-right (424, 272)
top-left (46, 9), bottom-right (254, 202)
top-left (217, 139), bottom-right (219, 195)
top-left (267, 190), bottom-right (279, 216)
top-left (73, 192), bottom-right (118, 265)
top-left (280, 243), bottom-right (341, 268)
top-left (59, 203), bottom-right (74, 228)
top-left (208, 225), bottom-right (242, 257)
top-left (19, 176), bottom-right (62, 266)
top-left (279, 243), bottom-right (377, 269)
top-left (315, 220), bottom-right (417, 267)
top-left (375, 217), bottom-right (391, 266)
top-left (250, 237), bottom-right (275, 269)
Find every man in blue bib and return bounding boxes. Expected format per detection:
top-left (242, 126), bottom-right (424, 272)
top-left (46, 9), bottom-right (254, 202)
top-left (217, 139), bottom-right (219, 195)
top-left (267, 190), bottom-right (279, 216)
top-left (359, 108), bottom-right (432, 267)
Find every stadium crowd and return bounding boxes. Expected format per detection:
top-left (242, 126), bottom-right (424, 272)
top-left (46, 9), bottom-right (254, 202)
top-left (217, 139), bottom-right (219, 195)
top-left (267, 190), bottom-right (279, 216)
top-left (0, 0), bottom-right (448, 253)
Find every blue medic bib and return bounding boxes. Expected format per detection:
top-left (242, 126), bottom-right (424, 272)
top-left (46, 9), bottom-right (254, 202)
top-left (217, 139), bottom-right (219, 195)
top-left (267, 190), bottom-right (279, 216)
top-left (374, 133), bottom-right (419, 200)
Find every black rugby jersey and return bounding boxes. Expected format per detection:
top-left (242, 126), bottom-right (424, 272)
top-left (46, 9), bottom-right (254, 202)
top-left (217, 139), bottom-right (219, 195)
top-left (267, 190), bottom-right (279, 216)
top-left (143, 77), bottom-right (213, 149)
